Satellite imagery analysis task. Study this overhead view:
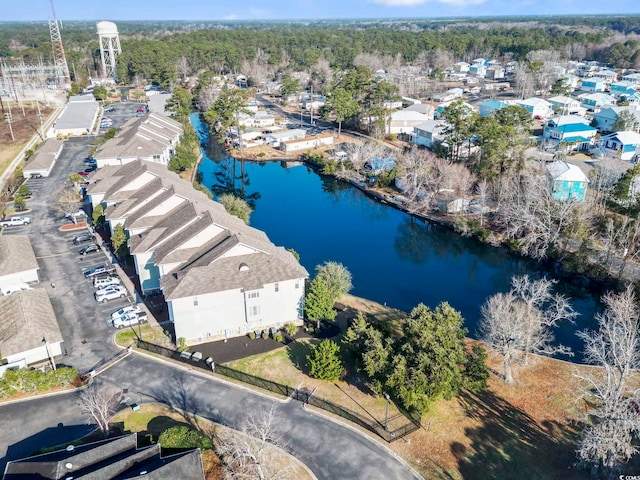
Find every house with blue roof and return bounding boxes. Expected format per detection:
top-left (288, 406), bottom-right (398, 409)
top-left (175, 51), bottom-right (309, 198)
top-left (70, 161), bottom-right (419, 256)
top-left (478, 99), bottom-right (510, 117)
top-left (599, 131), bottom-right (640, 161)
top-left (610, 81), bottom-right (637, 98)
top-left (546, 161), bottom-right (589, 202)
top-left (543, 115), bottom-right (597, 151)
top-left (580, 79), bottom-right (605, 92)
top-left (592, 106), bottom-right (640, 133)
top-left (579, 92), bottom-right (615, 112)
top-left (364, 157), bottom-right (396, 175)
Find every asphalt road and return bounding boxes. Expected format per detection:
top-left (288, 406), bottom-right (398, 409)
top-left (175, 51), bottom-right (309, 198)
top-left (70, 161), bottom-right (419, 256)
top-left (0, 354), bottom-right (422, 480)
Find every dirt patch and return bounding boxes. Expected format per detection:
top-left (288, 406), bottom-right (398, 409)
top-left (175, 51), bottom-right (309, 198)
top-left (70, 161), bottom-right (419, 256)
top-left (60, 221), bottom-right (88, 231)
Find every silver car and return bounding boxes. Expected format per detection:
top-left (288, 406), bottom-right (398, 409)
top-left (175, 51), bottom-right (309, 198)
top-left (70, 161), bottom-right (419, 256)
top-left (94, 285), bottom-right (127, 303)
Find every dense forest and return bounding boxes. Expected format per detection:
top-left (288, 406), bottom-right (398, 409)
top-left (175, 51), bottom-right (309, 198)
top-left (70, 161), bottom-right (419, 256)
top-left (3, 16), bottom-right (640, 86)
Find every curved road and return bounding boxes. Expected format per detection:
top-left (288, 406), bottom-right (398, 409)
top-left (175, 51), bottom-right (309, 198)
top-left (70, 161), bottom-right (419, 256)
top-left (0, 354), bottom-right (421, 480)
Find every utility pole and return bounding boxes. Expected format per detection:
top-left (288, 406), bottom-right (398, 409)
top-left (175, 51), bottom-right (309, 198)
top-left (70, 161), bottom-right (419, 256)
top-left (5, 103), bottom-right (14, 142)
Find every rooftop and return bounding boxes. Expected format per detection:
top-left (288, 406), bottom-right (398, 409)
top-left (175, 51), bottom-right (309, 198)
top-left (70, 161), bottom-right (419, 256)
top-left (23, 139), bottom-right (63, 172)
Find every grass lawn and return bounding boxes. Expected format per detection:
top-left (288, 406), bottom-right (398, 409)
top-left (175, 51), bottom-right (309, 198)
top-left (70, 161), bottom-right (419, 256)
top-left (115, 324), bottom-right (174, 348)
top-left (227, 294), bottom-right (603, 480)
top-left (111, 403), bottom-right (313, 480)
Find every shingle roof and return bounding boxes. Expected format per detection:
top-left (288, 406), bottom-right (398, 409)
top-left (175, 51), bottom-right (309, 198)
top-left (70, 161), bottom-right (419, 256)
top-left (54, 94), bottom-right (99, 131)
top-left (0, 234), bottom-right (39, 278)
top-left (23, 139), bottom-right (63, 172)
top-left (546, 161), bottom-right (589, 183)
top-left (2, 433), bottom-right (205, 480)
top-left (0, 288), bottom-right (62, 358)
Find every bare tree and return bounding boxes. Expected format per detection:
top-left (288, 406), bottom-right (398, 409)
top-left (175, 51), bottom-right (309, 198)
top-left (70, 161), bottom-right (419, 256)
top-left (309, 58), bottom-right (333, 95)
top-left (216, 405), bottom-right (292, 480)
top-left (54, 187), bottom-right (82, 224)
top-left (575, 286), bottom-right (640, 478)
top-left (176, 56), bottom-right (190, 84)
top-left (78, 383), bottom-right (120, 437)
top-left (480, 275), bottom-right (576, 383)
top-left (476, 179), bottom-right (490, 227)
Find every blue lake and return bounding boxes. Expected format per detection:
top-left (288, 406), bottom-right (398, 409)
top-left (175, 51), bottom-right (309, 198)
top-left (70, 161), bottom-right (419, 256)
top-left (192, 113), bottom-right (600, 361)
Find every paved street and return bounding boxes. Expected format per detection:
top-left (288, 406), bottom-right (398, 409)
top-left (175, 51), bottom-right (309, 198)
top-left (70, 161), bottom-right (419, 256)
top-left (0, 354), bottom-right (422, 480)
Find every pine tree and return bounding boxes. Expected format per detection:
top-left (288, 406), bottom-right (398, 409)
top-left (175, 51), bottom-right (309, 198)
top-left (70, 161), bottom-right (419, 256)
top-left (307, 340), bottom-right (344, 381)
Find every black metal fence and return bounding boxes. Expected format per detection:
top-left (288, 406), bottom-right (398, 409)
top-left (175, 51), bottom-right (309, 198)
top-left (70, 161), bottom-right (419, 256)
top-left (136, 339), bottom-right (420, 442)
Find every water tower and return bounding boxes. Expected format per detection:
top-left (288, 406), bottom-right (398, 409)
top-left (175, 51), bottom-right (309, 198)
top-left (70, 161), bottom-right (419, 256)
top-left (97, 21), bottom-right (121, 82)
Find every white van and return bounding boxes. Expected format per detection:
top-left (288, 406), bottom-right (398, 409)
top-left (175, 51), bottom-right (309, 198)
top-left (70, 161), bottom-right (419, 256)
top-left (93, 276), bottom-right (121, 289)
top-left (112, 311), bottom-right (148, 329)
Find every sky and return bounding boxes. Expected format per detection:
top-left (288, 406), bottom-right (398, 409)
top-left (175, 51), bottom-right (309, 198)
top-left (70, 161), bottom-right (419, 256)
top-left (5, 0), bottom-right (640, 21)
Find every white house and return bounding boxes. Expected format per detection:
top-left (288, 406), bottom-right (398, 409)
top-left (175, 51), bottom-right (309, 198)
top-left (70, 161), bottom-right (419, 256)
top-left (579, 92), bottom-right (615, 112)
top-left (87, 160), bottom-right (308, 345)
top-left (412, 120), bottom-right (446, 148)
top-left (453, 62), bottom-right (470, 73)
top-left (547, 96), bottom-right (583, 116)
top-left (543, 115), bottom-right (598, 151)
top-left (265, 129), bottom-right (306, 148)
top-left (517, 97), bottom-right (552, 119)
top-left (432, 88), bottom-right (464, 103)
top-left (237, 111), bottom-right (276, 128)
top-left (23, 138), bottom-right (64, 178)
top-left (599, 131), bottom-right (640, 161)
top-left (389, 110), bottom-right (431, 134)
top-left (92, 113), bottom-right (183, 168)
top-left (281, 133), bottom-right (334, 152)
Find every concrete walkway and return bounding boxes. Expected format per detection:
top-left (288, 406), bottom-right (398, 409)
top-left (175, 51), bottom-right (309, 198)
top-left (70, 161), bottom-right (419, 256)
top-left (0, 353), bottom-right (422, 480)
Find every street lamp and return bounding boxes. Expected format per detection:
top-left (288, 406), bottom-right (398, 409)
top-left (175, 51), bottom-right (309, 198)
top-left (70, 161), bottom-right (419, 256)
top-left (384, 393), bottom-right (390, 431)
top-left (42, 337), bottom-right (56, 371)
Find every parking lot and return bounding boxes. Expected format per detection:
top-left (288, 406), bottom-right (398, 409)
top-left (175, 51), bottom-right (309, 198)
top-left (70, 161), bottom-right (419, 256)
top-left (99, 101), bottom-right (148, 132)
top-left (3, 134), bottom-right (142, 371)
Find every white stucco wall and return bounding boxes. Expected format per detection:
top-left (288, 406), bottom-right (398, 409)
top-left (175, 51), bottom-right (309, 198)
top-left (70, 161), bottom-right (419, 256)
top-left (133, 251), bottom-right (161, 293)
top-left (0, 268), bottom-right (39, 287)
top-left (171, 277), bottom-right (305, 344)
top-left (5, 341), bottom-right (63, 366)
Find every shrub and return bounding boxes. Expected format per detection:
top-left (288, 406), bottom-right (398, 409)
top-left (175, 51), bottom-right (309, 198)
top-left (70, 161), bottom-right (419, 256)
top-left (285, 322), bottom-right (298, 336)
top-left (177, 337), bottom-right (188, 352)
top-left (273, 332), bottom-right (283, 343)
top-left (306, 339), bottom-right (344, 381)
top-left (17, 185), bottom-right (31, 197)
top-left (248, 331), bottom-right (256, 340)
top-left (13, 194), bottom-right (26, 211)
top-left (158, 425), bottom-right (212, 450)
top-left (261, 331), bottom-right (269, 339)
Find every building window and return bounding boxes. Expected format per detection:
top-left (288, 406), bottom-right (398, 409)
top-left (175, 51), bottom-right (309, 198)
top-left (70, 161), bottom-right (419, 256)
top-left (248, 291), bottom-right (260, 299)
top-left (153, 155), bottom-right (160, 160)
top-left (250, 306), bottom-right (260, 316)
top-left (193, 297), bottom-right (198, 306)
top-left (295, 281), bottom-right (300, 289)
top-left (275, 283), bottom-right (279, 292)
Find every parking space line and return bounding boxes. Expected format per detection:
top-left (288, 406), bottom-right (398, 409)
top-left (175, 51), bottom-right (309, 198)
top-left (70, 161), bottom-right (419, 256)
top-left (36, 252), bottom-right (72, 259)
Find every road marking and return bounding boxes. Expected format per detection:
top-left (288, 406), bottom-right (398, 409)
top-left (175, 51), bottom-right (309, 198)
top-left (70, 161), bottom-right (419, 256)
top-left (36, 252), bottom-right (72, 259)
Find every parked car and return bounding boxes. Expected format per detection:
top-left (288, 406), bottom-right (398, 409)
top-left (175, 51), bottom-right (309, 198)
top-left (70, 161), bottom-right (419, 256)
top-left (77, 172), bottom-right (90, 178)
top-left (112, 311), bottom-right (148, 329)
top-left (79, 243), bottom-right (99, 255)
top-left (111, 305), bottom-right (142, 322)
top-left (104, 106), bottom-right (115, 113)
top-left (73, 233), bottom-right (95, 244)
top-left (65, 209), bottom-right (87, 219)
top-left (84, 166), bottom-right (97, 173)
top-left (0, 216), bottom-right (31, 227)
top-left (83, 264), bottom-right (116, 278)
top-left (93, 276), bottom-right (121, 288)
top-left (94, 285), bottom-right (127, 302)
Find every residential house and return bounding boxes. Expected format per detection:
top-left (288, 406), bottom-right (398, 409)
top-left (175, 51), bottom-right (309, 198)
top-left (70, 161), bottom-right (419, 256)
top-left (580, 79), bottom-right (605, 92)
top-left (435, 192), bottom-right (470, 214)
top-left (592, 106), bottom-right (640, 133)
top-left (599, 131), bottom-right (640, 161)
top-left (86, 160), bottom-right (308, 345)
top-left (92, 113), bottom-right (183, 168)
top-left (0, 288), bottom-right (64, 375)
top-left (485, 66), bottom-right (505, 80)
top-left (281, 133), bottom-right (334, 152)
top-left (610, 81), bottom-right (637, 98)
top-left (622, 72), bottom-right (640, 84)
top-left (469, 64), bottom-right (486, 77)
top-left (412, 120), bottom-right (446, 148)
top-left (575, 63), bottom-right (599, 78)
top-left (237, 111), bottom-right (276, 128)
top-left (547, 96), bottom-right (583, 116)
top-left (23, 138), bottom-right (64, 178)
top-left (389, 110), bottom-right (431, 135)
top-left (478, 99), bottom-right (510, 117)
top-left (403, 103), bottom-right (435, 118)
top-left (592, 69), bottom-right (618, 83)
top-left (364, 157), bottom-right (396, 175)
top-left (448, 72), bottom-right (467, 82)
top-left (579, 92), bottom-right (615, 112)
top-left (3, 433), bottom-right (205, 480)
top-left (546, 161), bottom-right (589, 201)
top-left (543, 115), bottom-right (598, 151)
top-left (517, 97), bottom-right (552, 119)
top-left (264, 129), bottom-right (306, 148)
top-left (453, 62), bottom-right (470, 73)
top-left (432, 88), bottom-right (464, 103)
top-left (303, 95), bottom-right (327, 111)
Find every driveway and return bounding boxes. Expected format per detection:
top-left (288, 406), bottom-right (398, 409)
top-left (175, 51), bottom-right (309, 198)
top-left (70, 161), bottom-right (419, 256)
top-left (0, 354), bottom-right (421, 480)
